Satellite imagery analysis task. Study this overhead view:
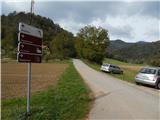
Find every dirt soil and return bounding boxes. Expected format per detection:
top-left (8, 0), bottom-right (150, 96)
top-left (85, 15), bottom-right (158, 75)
top-left (1, 63), bottom-right (68, 99)
top-left (119, 65), bottom-right (143, 71)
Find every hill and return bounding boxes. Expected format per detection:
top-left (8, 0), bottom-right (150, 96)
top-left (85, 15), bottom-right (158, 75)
top-left (1, 11), bottom-right (75, 60)
top-left (107, 39), bottom-right (132, 53)
top-left (107, 40), bottom-right (160, 66)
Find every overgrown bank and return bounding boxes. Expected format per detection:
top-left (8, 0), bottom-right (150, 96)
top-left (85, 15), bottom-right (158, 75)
top-left (2, 61), bottom-right (93, 120)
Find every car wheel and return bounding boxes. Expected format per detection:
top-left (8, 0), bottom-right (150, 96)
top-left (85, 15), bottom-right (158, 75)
top-left (136, 82), bottom-right (140, 85)
top-left (156, 81), bottom-right (160, 89)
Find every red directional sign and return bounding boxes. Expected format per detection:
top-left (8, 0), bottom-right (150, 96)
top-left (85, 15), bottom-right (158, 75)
top-left (17, 22), bottom-right (43, 63)
top-left (18, 53), bottom-right (42, 63)
top-left (18, 43), bottom-right (42, 55)
top-left (19, 33), bottom-right (42, 46)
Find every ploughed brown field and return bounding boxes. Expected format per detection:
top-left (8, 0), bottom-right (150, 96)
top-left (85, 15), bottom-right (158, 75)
top-left (1, 63), bottom-right (68, 99)
top-left (120, 65), bottom-right (143, 71)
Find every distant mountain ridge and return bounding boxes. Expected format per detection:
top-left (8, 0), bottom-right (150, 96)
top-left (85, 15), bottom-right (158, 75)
top-left (107, 39), bottom-right (160, 65)
top-left (108, 39), bottom-right (132, 53)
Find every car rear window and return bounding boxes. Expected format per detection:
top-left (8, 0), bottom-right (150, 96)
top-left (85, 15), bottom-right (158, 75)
top-left (140, 68), bottom-right (156, 74)
top-left (103, 64), bottom-right (109, 66)
top-left (158, 70), bottom-right (160, 76)
top-left (110, 65), bottom-right (115, 68)
top-left (110, 65), bottom-right (120, 69)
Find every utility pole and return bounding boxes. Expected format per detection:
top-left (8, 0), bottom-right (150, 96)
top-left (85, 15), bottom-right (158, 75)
top-left (27, 0), bottom-right (34, 115)
top-left (30, 0), bottom-right (34, 24)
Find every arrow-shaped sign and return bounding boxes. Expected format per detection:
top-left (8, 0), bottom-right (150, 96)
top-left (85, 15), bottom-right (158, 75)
top-left (17, 22), bottom-right (43, 63)
top-left (18, 43), bottom-right (42, 55)
top-left (18, 53), bottom-right (42, 63)
top-left (18, 33), bottom-right (42, 46)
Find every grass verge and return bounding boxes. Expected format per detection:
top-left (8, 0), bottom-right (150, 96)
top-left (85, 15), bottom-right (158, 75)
top-left (2, 62), bottom-right (93, 120)
top-left (83, 58), bottom-right (142, 83)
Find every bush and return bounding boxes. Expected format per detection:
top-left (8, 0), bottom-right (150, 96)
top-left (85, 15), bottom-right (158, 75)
top-left (150, 59), bottom-right (160, 67)
top-left (88, 52), bottom-right (104, 65)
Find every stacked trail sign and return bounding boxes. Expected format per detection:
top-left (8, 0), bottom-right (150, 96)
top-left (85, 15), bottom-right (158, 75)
top-left (17, 22), bottom-right (43, 114)
top-left (18, 22), bottom-right (43, 63)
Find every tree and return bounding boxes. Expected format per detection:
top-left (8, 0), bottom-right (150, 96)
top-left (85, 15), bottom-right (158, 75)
top-left (75, 25), bottom-right (110, 64)
top-left (49, 31), bottom-right (76, 60)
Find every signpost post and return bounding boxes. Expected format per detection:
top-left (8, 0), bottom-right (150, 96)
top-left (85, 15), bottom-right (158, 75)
top-left (17, 0), bottom-right (43, 115)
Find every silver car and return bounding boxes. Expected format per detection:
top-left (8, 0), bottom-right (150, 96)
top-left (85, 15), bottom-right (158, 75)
top-left (135, 67), bottom-right (160, 89)
top-left (100, 64), bottom-right (123, 74)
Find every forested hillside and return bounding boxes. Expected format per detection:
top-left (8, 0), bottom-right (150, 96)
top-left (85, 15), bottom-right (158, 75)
top-left (107, 40), bottom-right (160, 66)
top-left (1, 11), bottom-right (76, 60)
top-left (1, 11), bottom-right (109, 64)
top-left (2, 11), bottom-right (160, 66)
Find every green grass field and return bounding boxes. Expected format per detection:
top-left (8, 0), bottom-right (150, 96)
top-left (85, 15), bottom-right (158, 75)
top-left (2, 61), bottom-right (93, 120)
top-left (104, 58), bottom-right (144, 66)
top-left (83, 58), bottom-right (144, 83)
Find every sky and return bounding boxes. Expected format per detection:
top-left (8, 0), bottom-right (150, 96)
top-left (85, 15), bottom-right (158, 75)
top-left (1, 0), bottom-right (160, 42)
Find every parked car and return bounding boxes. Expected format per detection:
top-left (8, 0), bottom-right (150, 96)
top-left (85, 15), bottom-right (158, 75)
top-left (135, 67), bottom-right (160, 89)
top-left (100, 63), bottom-right (123, 74)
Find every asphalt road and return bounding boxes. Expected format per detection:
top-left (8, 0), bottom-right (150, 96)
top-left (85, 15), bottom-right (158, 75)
top-left (73, 59), bottom-right (160, 120)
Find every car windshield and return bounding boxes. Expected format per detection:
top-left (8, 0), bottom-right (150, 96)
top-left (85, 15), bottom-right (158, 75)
top-left (140, 68), bottom-right (156, 74)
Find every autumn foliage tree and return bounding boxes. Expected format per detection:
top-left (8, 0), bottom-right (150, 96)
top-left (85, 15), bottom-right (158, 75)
top-left (75, 26), bottom-right (110, 64)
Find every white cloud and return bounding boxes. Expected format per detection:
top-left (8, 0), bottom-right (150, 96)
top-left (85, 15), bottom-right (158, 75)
top-left (61, 14), bottom-right (159, 42)
top-left (2, 1), bottom-right (159, 42)
top-left (2, 0), bottom-right (157, 2)
top-left (2, 1), bottom-right (30, 13)
top-left (106, 15), bottom-right (159, 42)
top-left (56, 19), bottom-right (85, 35)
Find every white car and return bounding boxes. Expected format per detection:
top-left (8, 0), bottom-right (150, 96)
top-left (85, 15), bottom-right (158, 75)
top-left (135, 67), bottom-right (160, 89)
top-left (100, 64), bottom-right (123, 74)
